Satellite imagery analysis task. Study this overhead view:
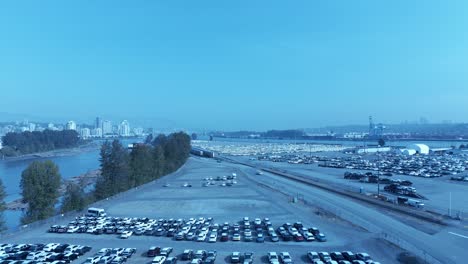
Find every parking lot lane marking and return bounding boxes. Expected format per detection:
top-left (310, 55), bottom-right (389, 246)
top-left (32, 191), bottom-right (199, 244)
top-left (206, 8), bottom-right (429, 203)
top-left (449, 232), bottom-right (468, 239)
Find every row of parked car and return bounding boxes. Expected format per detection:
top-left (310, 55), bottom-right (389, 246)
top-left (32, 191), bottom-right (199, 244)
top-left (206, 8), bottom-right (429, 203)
top-left (144, 247), bottom-right (379, 264)
top-left (275, 222), bottom-right (326, 242)
top-left (0, 243), bottom-right (91, 264)
top-left (81, 248), bottom-right (136, 264)
top-left (306, 251), bottom-right (379, 264)
top-left (343, 171), bottom-right (411, 185)
top-left (343, 171), bottom-right (424, 198)
top-left (318, 152), bottom-right (467, 178)
top-left (202, 174), bottom-right (238, 187)
top-left (49, 215), bottom-right (327, 243)
top-left (450, 176), bottom-right (468, 182)
top-left (148, 248), bottom-right (218, 264)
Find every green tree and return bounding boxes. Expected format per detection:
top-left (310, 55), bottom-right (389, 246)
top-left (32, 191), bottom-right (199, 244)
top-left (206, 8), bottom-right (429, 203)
top-left (61, 182), bottom-right (86, 213)
top-left (129, 144), bottom-right (153, 187)
top-left (162, 132), bottom-right (191, 173)
top-left (152, 145), bottom-right (166, 178)
top-left (0, 179), bottom-right (6, 233)
top-left (144, 134), bottom-right (153, 144)
top-left (94, 140), bottom-right (130, 199)
top-left (109, 140), bottom-right (130, 193)
top-left (93, 132), bottom-right (191, 202)
top-left (20, 160), bottom-right (61, 224)
top-left (0, 146), bottom-right (18, 157)
top-left (378, 138), bottom-right (385, 147)
top-left (94, 141), bottom-right (113, 200)
top-left (2, 130), bottom-right (80, 155)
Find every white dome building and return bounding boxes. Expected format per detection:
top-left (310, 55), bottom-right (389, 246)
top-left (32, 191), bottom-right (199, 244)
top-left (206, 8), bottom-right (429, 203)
top-left (406, 144), bottom-right (430, 155)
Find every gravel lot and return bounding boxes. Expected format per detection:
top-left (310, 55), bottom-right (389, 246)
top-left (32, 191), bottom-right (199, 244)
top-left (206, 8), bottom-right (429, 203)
top-left (2, 157), bottom-right (403, 264)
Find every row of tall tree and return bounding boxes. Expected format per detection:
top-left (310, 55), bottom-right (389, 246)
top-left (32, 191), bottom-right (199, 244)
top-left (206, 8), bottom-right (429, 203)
top-left (1, 130), bottom-right (81, 156)
top-left (11, 132), bottom-right (190, 226)
top-left (94, 132), bottom-right (191, 200)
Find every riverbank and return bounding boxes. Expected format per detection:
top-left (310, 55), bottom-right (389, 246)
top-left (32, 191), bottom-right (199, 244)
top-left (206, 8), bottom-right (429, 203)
top-left (5, 168), bottom-right (101, 211)
top-left (1, 141), bottom-right (100, 162)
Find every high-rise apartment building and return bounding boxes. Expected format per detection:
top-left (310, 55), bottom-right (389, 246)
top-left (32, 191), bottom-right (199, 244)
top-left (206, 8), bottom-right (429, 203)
top-left (102, 120), bottom-right (112, 135)
top-left (119, 120), bottom-right (131, 137)
top-left (80, 128), bottom-right (91, 139)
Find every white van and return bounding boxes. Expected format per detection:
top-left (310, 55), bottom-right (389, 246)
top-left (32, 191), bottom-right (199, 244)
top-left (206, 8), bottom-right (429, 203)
top-left (86, 207), bottom-right (107, 217)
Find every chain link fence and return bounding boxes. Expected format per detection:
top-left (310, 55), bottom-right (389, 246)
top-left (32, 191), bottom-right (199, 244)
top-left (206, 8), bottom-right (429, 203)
top-left (378, 232), bottom-right (444, 264)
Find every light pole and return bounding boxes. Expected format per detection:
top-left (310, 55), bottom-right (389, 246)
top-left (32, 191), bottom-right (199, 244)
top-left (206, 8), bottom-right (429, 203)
top-left (377, 152), bottom-right (380, 197)
top-left (377, 173), bottom-right (380, 196)
top-left (449, 192), bottom-right (452, 217)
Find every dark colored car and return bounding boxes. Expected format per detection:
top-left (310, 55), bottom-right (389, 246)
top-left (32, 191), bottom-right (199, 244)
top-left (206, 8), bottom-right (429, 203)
top-left (54, 244), bottom-right (70, 253)
top-left (331, 252), bottom-right (345, 261)
top-left (12, 252), bottom-right (29, 260)
top-left (293, 234), bottom-right (304, 242)
top-left (154, 228), bottom-right (165, 236)
top-left (282, 234), bottom-right (292, 241)
top-left (308, 227), bottom-right (320, 236)
top-left (204, 251), bottom-right (216, 264)
top-left (63, 253), bottom-right (79, 262)
top-left (256, 234), bottom-right (265, 243)
top-left (166, 229), bottom-right (176, 237)
top-left (182, 250), bottom-right (194, 261)
top-left (164, 257), bottom-right (178, 264)
top-left (243, 252), bottom-right (254, 264)
top-left (342, 251), bottom-right (356, 261)
top-left (293, 222), bottom-right (303, 229)
top-left (220, 233), bottom-right (229, 242)
top-left (147, 247), bottom-right (161, 257)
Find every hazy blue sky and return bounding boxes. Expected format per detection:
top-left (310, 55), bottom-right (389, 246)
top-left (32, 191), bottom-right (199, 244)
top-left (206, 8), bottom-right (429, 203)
top-left (0, 1), bottom-right (467, 130)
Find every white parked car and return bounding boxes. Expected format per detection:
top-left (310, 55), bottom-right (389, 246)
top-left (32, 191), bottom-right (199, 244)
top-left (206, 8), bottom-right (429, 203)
top-left (152, 256), bottom-right (166, 264)
top-left (208, 233), bottom-right (217, 243)
top-left (67, 226), bottom-right (79, 233)
top-left (120, 230), bottom-right (133, 239)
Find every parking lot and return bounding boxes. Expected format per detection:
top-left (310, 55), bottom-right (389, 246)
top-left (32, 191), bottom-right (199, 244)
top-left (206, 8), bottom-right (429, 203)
top-left (1, 157), bottom-right (398, 264)
top-left (256, 151), bottom-right (468, 178)
top-left (48, 215), bottom-right (327, 244)
top-left (244, 153), bottom-right (468, 217)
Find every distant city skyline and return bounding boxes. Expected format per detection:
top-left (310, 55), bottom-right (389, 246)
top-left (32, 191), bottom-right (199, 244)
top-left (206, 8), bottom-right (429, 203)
top-left (0, 112), bottom-right (464, 133)
top-left (1, 1), bottom-right (467, 130)
top-left (0, 116), bottom-right (147, 139)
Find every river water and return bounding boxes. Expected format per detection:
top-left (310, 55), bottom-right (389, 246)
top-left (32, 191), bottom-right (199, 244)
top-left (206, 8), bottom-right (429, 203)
top-left (0, 149), bottom-right (100, 230)
top-left (0, 139), bottom-right (141, 230)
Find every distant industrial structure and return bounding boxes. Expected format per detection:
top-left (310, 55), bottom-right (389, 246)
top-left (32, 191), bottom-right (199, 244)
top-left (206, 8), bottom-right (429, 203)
top-left (368, 116), bottom-right (385, 139)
